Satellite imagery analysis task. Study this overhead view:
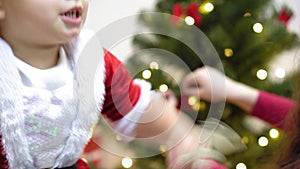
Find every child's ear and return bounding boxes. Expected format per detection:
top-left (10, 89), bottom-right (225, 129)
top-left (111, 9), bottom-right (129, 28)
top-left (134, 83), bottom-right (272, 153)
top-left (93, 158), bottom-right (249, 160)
top-left (0, 0), bottom-right (5, 20)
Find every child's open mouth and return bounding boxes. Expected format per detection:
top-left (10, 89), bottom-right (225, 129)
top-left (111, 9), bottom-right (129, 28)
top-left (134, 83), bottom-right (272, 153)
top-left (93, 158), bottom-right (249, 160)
top-left (60, 7), bottom-right (82, 25)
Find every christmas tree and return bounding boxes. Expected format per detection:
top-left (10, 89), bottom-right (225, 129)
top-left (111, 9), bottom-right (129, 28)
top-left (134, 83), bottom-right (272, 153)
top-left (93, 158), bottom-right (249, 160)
top-left (122, 0), bottom-right (299, 168)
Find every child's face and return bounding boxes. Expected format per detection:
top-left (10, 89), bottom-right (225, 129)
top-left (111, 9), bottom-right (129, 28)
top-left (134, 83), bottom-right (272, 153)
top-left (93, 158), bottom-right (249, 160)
top-left (0, 0), bottom-right (89, 45)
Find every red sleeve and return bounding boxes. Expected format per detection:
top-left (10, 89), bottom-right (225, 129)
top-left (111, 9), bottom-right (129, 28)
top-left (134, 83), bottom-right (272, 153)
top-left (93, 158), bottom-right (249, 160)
top-left (101, 50), bottom-right (141, 122)
top-left (250, 90), bottom-right (296, 128)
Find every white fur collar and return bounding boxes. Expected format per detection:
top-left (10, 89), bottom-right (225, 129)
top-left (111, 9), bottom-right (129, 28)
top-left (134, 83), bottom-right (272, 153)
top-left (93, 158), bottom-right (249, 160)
top-left (0, 30), bottom-right (105, 169)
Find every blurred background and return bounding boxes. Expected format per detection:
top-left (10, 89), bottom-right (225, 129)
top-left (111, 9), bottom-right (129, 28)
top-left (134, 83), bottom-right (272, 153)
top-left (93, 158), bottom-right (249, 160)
top-left (83, 0), bottom-right (300, 168)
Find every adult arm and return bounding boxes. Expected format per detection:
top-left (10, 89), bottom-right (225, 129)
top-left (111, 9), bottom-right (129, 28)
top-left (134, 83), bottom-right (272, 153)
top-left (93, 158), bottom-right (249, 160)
top-left (250, 90), bottom-right (296, 128)
top-left (182, 66), bottom-right (296, 128)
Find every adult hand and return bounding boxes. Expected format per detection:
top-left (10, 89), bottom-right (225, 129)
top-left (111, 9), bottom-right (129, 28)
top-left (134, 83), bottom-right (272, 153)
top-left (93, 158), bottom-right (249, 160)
top-left (181, 66), bottom-right (259, 112)
top-left (181, 66), bottom-right (232, 102)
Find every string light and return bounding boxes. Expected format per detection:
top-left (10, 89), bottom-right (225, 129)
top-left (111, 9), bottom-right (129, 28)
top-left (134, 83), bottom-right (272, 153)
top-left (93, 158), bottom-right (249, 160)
top-left (253, 23), bottom-right (263, 33)
top-left (256, 69), bottom-right (268, 80)
top-left (236, 163), bottom-right (247, 169)
top-left (159, 84), bottom-right (168, 92)
top-left (188, 96), bottom-right (198, 106)
top-left (185, 16), bottom-right (195, 25)
top-left (142, 70), bottom-right (152, 79)
top-left (258, 136), bottom-right (269, 147)
top-left (199, 102), bottom-right (206, 111)
top-left (275, 68), bottom-right (286, 79)
top-left (243, 12), bottom-right (252, 18)
top-left (115, 135), bottom-right (123, 141)
top-left (160, 145), bottom-right (167, 157)
top-left (269, 128), bottom-right (280, 139)
top-left (241, 137), bottom-right (249, 144)
top-left (224, 48), bottom-right (234, 57)
top-left (150, 62), bottom-right (159, 70)
top-left (159, 145), bottom-right (167, 153)
top-left (187, 96), bottom-right (206, 111)
top-left (122, 157), bottom-right (133, 168)
top-left (199, 2), bottom-right (214, 14)
top-left (192, 102), bottom-right (201, 111)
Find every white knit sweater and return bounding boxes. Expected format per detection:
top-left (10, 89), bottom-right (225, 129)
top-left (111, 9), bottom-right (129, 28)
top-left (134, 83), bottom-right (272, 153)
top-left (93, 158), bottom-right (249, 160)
top-left (0, 30), bottom-right (105, 169)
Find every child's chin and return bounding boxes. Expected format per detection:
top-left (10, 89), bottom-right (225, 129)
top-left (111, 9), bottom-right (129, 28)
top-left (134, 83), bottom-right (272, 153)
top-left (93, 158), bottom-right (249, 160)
top-left (59, 34), bottom-right (78, 44)
top-left (69, 30), bottom-right (81, 38)
top-left (64, 29), bottom-right (81, 39)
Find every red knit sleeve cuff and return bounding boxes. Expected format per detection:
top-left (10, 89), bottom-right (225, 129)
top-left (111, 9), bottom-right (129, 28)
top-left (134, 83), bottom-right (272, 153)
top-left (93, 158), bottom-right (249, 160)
top-left (250, 90), bottom-right (296, 128)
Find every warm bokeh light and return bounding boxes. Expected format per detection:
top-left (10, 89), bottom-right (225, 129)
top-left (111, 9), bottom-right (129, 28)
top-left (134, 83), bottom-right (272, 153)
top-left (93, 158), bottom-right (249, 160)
top-left (236, 163), bottom-right (247, 169)
top-left (224, 48), bottom-right (234, 57)
top-left (150, 62), bottom-right (159, 70)
top-left (275, 68), bottom-right (286, 79)
top-left (256, 69), bottom-right (268, 80)
top-left (159, 84), bottom-right (168, 92)
top-left (122, 157), bottom-right (133, 168)
top-left (243, 12), bottom-right (252, 18)
top-left (115, 134), bottom-right (123, 141)
top-left (185, 16), bottom-right (195, 25)
top-left (188, 96), bottom-right (198, 105)
top-left (241, 137), bottom-right (249, 144)
top-left (258, 136), bottom-right (269, 147)
top-left (253, 23), bottom-right (263, 33)
top-left (200, 2), bottom-right (214, 14)
top-left (269, 128), bottom-right (280, 139)
top-left (142, 70), bottom-right (152, 79)
top-left (192, 102), bottom-right (201, 111)
top-left (159, 145), bottom-right (167, 153)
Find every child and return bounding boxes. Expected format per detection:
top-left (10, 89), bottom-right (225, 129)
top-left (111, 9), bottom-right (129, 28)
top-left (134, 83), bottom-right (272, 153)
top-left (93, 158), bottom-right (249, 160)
top-left (0, 0), bottom-right (230, 169)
